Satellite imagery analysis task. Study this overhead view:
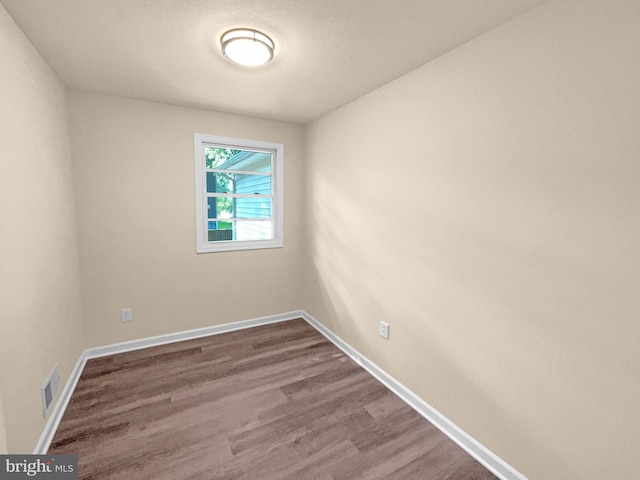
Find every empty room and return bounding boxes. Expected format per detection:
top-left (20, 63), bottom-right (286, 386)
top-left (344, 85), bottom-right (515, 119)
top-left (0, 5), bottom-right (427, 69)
top-left (1, 1), bottom-right (638, 479)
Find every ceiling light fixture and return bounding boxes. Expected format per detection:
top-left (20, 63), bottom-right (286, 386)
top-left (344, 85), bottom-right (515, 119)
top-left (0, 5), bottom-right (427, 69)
top-left (221, 28), bottom-right (274, 67)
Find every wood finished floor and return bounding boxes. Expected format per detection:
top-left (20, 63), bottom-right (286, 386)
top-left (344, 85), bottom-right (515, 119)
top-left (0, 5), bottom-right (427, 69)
top-left (49, 318), bottom-right (498, 479)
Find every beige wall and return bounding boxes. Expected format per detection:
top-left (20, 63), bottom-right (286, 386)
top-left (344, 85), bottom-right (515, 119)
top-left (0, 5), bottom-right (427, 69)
top-left (0, 391), bottom-right (7, 453)
top-left (69, 91), bottom-right (304, 347)
top-left (303, 1), bottom-right (640, 479)
top-left (0, 4), bottom-right (84, 453)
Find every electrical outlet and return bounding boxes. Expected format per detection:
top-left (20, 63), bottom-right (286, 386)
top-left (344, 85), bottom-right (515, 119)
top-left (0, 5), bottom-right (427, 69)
top-left (121, 308), bottom-right (133, 323)
top-left (380, 321), bottom-right (390, 340)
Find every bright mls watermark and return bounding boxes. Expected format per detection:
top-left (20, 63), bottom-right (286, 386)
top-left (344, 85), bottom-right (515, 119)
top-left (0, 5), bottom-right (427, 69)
top-left (0, 455), bottom-right (77, 479)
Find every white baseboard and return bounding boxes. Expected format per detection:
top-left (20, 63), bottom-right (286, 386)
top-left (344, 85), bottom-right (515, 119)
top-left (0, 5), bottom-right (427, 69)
top-left (84, 310), bottom-right (303, 359)
top-left (34, 309), bottom-right (526, 480)
top-left (300, 311), bottom-right (527, 480)
top-left (33, 350), bottom-right (89, 454)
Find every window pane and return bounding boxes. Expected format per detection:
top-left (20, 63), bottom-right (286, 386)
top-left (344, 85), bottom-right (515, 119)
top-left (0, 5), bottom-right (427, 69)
top-left (236, 220), bottom-right (273, 241)
top-left (208, 197), bottom-right (272, 220)
top-left (206, 172), bottom-right (271, 194)
top-left (207, 197), bottom-right (233, 219)
top-left (206, 147), bottom-right (271, 172)
top-left (207, 221), bottom-right (233, 241)
top-left (205, 147), bottom-right (242, 168)
top-left (207, 220), bottom-right (273, 242)
top-left (235, 197), bottom-right (272, 219)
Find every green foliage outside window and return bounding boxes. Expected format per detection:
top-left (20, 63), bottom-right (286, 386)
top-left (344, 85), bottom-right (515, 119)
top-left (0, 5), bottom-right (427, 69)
top-left (205, 147), bottom-right (240, 216)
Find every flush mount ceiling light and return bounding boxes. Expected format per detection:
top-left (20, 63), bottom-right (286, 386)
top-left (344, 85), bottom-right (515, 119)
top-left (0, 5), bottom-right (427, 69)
top-left (221, 28), bottom-right (274, 67)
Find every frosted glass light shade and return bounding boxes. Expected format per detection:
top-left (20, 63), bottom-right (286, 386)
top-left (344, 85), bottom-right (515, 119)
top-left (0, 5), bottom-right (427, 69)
top-left (221, 29), bottom-right (274, 67)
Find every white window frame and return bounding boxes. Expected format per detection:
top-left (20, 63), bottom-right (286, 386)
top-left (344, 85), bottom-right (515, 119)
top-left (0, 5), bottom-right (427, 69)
top-left (194, 133), bottom-right (284, 253)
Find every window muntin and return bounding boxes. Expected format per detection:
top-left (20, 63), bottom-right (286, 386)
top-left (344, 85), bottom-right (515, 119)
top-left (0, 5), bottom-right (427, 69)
top-left (195, 134), bottom-right (283, 252)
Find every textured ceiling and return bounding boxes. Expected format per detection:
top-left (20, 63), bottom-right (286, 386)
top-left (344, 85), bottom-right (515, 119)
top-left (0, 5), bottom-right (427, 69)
top-left (2, 0), bottom-right (546, 124)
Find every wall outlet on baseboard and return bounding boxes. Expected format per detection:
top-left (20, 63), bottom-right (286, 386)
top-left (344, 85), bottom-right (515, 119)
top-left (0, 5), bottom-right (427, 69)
top-left (121, 308), bottom-right (133, 323)
top-left (380, 321), bottom-right (390, 340)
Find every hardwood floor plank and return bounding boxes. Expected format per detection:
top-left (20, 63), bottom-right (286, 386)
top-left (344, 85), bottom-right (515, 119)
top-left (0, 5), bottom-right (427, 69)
top-left (49, 318), bottom-right (498, 479)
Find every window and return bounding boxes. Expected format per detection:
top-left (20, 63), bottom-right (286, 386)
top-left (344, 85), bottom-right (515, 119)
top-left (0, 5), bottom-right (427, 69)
top-left (194, 134), bottom-right (283, 253)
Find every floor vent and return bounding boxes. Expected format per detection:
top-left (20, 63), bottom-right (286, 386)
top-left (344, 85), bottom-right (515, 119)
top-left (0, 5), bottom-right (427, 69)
top-left (41, 365), bottom-right (60, 419)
